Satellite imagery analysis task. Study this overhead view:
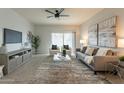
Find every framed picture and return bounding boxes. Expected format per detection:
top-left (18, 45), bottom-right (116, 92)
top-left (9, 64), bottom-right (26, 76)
top-left (98, 16), bottom-right (117, 47)
top-left (88, 24), bottom-right (98, 46)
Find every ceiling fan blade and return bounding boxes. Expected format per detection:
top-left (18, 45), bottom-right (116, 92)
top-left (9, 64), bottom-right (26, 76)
top-left (47, 16), bottom-right (54, 18)
top-left (60, 15), bottom-right (69, 17)
top-left (45, 10), bottom-right (55, 14)
top-left (59, 8), bottom-right (64, 14)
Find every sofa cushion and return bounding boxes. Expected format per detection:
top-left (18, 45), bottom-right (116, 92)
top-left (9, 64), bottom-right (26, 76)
top-left (95, 48), bottom-right (109, 56)
top-left (85, 47), bottom-right (95, 56)
top-left (52, 45), bottom-right (57, 50)
top-left (81, 46), bottom-right (87, 53)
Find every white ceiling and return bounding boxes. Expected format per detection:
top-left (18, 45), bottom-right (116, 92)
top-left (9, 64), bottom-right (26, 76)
top-left (13, 8), bottom-right (103, 25)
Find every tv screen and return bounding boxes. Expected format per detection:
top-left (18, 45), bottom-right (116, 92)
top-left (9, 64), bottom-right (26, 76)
top-left (4, 28), bottom-right (22, 44)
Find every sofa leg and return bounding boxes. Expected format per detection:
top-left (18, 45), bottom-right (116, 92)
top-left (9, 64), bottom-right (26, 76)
top-left (94, 71), bottom-right (97, 75)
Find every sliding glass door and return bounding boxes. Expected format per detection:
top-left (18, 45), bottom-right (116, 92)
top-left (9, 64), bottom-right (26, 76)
top-left (64, 33), bottom-right (73, 48)
top-left (51, 32), bottom-right (75, 49)
top-left (51, 33), bottom-right (63, 47)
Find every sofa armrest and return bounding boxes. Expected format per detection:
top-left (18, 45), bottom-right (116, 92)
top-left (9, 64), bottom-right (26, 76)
top-left (93, 56), bottom-right (119, 71)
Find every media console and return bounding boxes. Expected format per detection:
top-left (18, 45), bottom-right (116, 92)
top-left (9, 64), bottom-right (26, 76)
top-left (0, 48), bottom-right (32, 75)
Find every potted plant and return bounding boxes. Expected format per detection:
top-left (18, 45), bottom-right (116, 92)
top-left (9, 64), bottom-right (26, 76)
top-left (31, 35), bottom-right (40, 54)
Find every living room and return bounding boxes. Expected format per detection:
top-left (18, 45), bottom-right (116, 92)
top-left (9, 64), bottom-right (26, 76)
top-left (0, 8), bottom-right (124, 84)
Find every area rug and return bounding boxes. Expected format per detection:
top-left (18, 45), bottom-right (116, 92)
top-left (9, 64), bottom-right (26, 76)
top-left (0, 55), bottom-right (109, 84)
top-left (29, 56), bottom-right (109, 84)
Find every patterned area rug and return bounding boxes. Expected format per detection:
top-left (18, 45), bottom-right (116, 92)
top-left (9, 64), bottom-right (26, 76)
top-left (0, 55), bottom-right (109, 84)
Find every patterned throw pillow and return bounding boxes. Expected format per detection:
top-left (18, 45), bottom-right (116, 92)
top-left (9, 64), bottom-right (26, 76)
top-left (85, 47), bottom-right (95, 56)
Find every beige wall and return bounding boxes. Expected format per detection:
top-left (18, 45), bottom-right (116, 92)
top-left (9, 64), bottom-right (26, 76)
top-left (0, 9), bottom-right (34, 52)
top-left (34, 25), bottom-right (80, 54)
top-left (80, 8), bottom-right (124, 55)
top-left (80, 8), bottom-right (124, 41)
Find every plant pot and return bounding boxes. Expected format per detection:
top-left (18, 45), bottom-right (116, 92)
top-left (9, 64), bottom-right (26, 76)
top-left (34, 49), bottom-right (38, 54)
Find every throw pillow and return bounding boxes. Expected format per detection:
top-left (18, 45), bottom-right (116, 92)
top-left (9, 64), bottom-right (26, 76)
top-left (92, 48), bottom-right (99, 56)
top-left (84, 56), bottom-right (93, 64)
top-left (81, 46), bottom-right (87, 53)
top-left (95, 48), bottom-right (109, 56)
top-left (106, 50), bottom-right (113, 56)
top-left (85, 47), bottom-right (95, 56)
top-left (64, 45), bottom-right (69, 50)
top-left (52, 45), bottom-right (57, 50)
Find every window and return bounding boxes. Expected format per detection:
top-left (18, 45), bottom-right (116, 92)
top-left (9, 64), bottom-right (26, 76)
top-left (64, 33), bottom-right (73, 47)
top-left (51, 32), bottom-right (75, 48)
top-left (51, 33), bottom-right (63, 47)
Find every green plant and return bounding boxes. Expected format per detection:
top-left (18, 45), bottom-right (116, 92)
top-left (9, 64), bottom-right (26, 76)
top-left (119, 56), bottom-right (124, 61)
top-left (31, 35), bottom-right (40, 54)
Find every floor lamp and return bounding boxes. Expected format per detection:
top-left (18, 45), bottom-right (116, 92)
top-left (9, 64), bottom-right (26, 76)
top-left (118, 38), bottom-right (124, 56)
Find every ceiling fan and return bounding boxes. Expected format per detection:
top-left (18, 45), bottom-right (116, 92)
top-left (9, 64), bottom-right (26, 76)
top-left (45, 8), bottom-right (69, 18)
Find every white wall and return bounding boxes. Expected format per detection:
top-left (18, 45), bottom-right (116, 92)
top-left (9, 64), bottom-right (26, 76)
top-left (0, 8), bottom-right (34, 52)
top-left (35, 25), bottom-right (80, 54)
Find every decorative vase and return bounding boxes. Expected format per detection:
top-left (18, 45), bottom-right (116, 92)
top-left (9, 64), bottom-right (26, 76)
top-left (63, 49), bottom-right (66, 57)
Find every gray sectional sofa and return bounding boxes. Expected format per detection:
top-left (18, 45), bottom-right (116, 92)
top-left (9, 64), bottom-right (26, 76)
top-left (76, 46), bottom-right (119, 74)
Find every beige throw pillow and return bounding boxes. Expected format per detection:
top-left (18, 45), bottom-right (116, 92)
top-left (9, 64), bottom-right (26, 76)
top-left (85, 47), bottom-right (95, 56)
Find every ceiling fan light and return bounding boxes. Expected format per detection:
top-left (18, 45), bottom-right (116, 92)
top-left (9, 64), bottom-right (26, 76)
top-left (45, 8), bottom-right (69, 19)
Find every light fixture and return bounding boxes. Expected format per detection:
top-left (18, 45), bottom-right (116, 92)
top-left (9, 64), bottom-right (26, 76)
top-left (118, 38), bottom-right (124, 48)
top-left (80, 39), bottom-right (86, 44)
top-left (80, 39), bottom-right (86, 48)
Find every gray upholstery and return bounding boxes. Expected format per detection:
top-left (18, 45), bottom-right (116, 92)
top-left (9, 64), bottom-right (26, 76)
top-left (76, 52), bottom-right (86, 61)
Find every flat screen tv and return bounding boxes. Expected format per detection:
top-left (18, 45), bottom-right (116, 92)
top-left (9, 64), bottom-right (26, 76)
top-left (4, 28), bottom-right (22, 44)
